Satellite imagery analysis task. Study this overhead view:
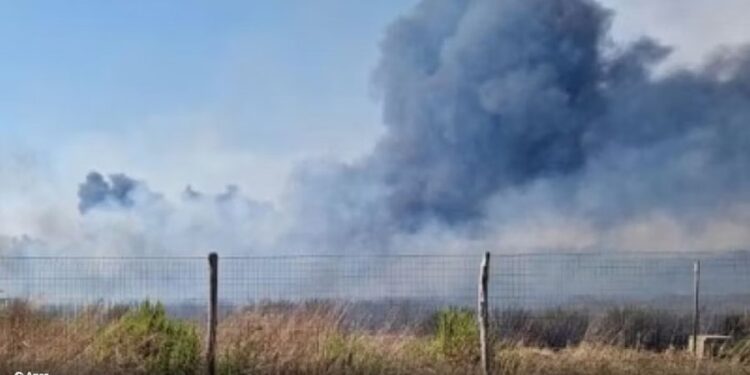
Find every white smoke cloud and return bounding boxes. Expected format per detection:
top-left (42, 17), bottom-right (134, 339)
top-left (602, 0), bottom-right (750, 70)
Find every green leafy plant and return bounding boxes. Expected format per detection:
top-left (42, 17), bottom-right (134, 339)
top-left (92, 301), bottom-right (200, 375)
top-left (431, 308), bottom-right (479, 362)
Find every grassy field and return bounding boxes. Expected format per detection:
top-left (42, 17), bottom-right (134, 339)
top-left (1, 300), bottom-right (749, 375)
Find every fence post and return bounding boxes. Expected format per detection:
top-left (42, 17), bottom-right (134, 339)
top-left (207, 252), bottom-right (218, 375)
top-left (692, 260), bottom-right (700, 358)
top-left (478, 252), bottom-right (492, 375)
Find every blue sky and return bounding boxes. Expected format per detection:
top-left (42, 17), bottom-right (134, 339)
top-left (2, 0), bottom-right (750, 238)
top-left (0, 1), bottom-right (412, 130)
top-left (0, 1), bottom-right (417, 198)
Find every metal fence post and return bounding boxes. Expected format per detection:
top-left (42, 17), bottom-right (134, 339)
top-left (478, 252), bottom-right (491, 375)
top-left (692, 260), bottom-right (700, 358)
top-left (207, 252), bottom-right (218, 375)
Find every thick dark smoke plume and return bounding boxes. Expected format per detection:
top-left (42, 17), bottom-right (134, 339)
top-left (279, 0), bottom-right (750, 253)
top-left (371, 0), bottom-right (749, 226)
top-left (373, 0), bottom-right (605, 227)
top-left (7, 0), bottom-right (750, 257)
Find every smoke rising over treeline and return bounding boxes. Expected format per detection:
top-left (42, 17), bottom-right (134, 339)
top-left (4, 0), bottom-right (750, 257)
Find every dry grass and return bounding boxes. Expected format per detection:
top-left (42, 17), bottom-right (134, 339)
top-left (1, 301), bottom-right (749, 374)
top-left (0, 300), bottom-right (104, 374)
top-left (500, 345), bottom-right (748, 375)
top-left (217, 304), bottom-right (444, 374)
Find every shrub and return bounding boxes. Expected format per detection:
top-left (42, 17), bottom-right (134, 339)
top-left (92, 301), bottom-right (200, 375)
top-left (585, 307), bottom-right (689, 351)
top-left (498, 309), bottom-right (590, 348)
top-left (431, 308), bottom-right (479, 362)
top-left (721, 313), bottom-right (750, 338)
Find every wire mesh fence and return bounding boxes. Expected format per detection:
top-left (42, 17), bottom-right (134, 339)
top-left (0, 257), bottom-right (207, 312)
top-left (2, 251), bottom-right (750, 371)
top-left (493, 251), bottom-right (750, 312)
top-left (221, 254), bottom-right (479, 306)
top-left (1, 252), bottom-right (750, 314)
top-left (0, 250), bottom-right (748, 335)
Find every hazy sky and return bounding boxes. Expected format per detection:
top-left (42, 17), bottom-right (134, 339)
top-left (2, 0), bottom-right (750, 238)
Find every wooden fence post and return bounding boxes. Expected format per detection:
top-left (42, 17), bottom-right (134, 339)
top-left (207, 252), bottom-right (218, 375)
top-left (478, 252), bottom-right (492, 375)
top-left (693, 260), bottom-right (700, 358)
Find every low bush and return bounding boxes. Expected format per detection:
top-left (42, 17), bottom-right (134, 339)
top-left (721, 313), bottom-right (750, 338)
top-left (91, 301), bottom-right (200, 375)
top-left (585, 307), bottom-right (689, 351)
top-left (431, 308), bottom-right (479, 362)
top-left (496, 308), bottom-right (590, 348)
